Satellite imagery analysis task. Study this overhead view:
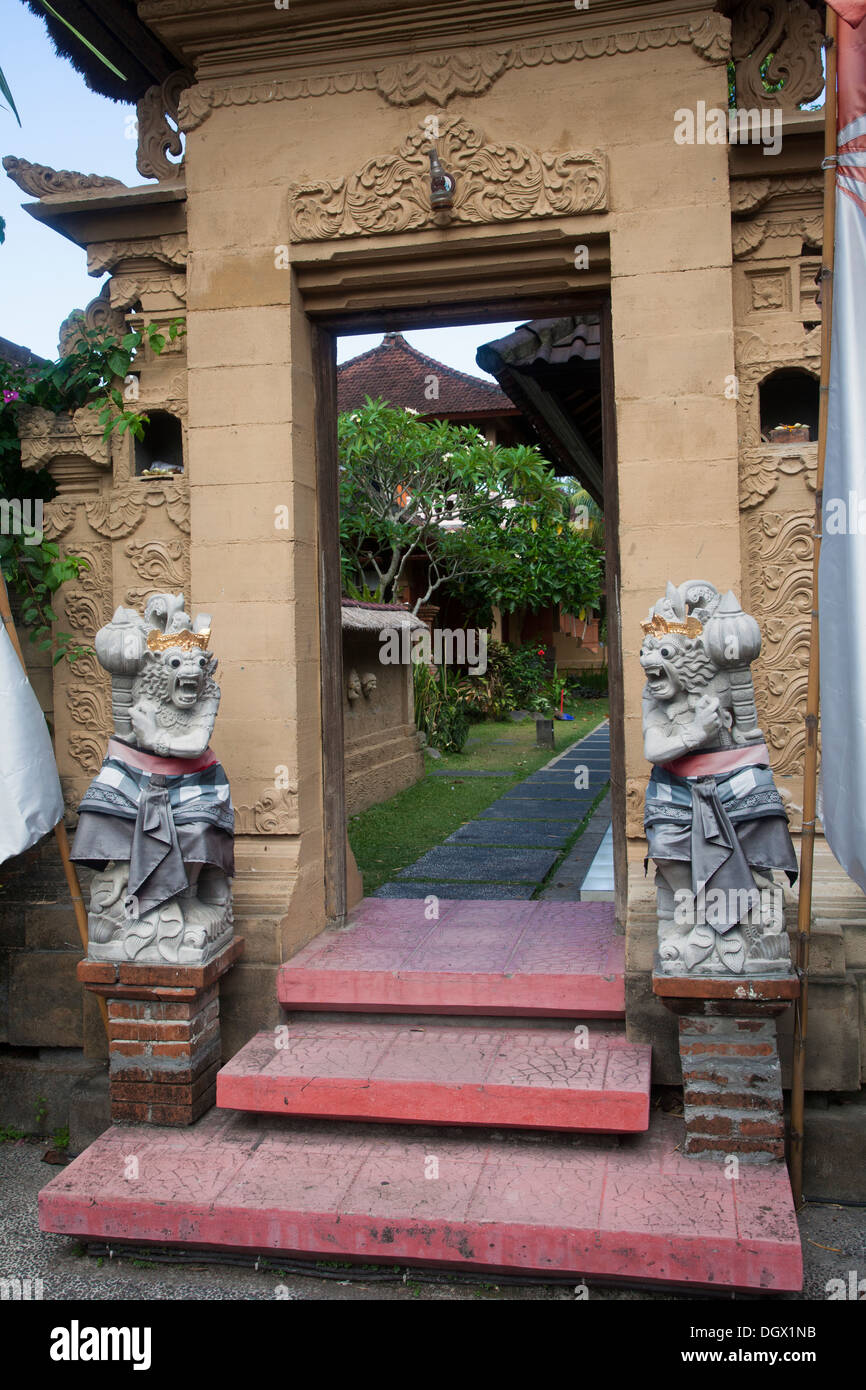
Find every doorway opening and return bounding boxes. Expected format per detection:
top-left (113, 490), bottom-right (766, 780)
top-left (311, 295), bottom-right (624, 929)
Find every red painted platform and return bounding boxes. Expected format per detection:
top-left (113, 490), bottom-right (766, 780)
top-left (38, 1110), bottom-right (802, 1292)
top-left (278, 900), bottom-right (624, 1017)
top-left (217, 1024), bottom-right (651, 1132)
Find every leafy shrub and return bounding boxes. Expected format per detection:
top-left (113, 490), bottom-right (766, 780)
top-left (413, 662), bottom-right (469, 754)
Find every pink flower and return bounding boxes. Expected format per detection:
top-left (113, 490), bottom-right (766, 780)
top-left (3, 389), bottom-right (20, 404)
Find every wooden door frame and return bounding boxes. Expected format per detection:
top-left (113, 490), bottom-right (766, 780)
top-left (311, 290), bottom-right (624, 927)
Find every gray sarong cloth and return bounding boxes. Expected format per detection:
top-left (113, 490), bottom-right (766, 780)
top-left (645, 760), bottom-right (797, 933)
top-left (71, 748), bottom-right (234, 914)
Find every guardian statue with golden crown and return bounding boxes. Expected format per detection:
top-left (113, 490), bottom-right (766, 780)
top-left (71, 593), bottom-right (234, 966)
top-left (640, 581), bottom-right (797, 976)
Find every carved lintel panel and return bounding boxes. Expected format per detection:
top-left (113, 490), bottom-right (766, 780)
top-left (288, 117), bottom-right (607, 241)
top-left (85, 480), bottom-right (190, 539)
top-left (234, 788), bottom-right (300, 836)
top-left (177, 14), bottom-right (730, 130)
top-left (731, 0), bottom-right (825, 110)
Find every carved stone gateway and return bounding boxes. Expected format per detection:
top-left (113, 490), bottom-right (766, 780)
top-left (640, 581), bottom-right (797, 978)
top-left (70, 593), bottom-right (234, 968)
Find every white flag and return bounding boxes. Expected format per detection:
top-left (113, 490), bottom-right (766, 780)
top-left (819, 6), bottom-right (866, 891)
top-left (0, 620), bottom-right (64, 864)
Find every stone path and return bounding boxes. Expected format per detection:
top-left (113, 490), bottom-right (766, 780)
top-left (374, 721), bottom-right (611, 900)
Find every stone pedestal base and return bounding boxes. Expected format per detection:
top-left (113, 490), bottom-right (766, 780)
top-left (78, 938), bottom-right (243, 1126)
top-left (653, 966), bottom-right (799, 1164)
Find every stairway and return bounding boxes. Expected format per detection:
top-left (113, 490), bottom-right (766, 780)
top-left (39, 898), bottom-right (802, 1292)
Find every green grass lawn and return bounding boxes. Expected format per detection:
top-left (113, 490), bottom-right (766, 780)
top-left (349, 697), bottom-right (608, 895)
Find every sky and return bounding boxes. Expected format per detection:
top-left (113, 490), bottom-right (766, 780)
top-left (1, 4), bottom-right (520, 377)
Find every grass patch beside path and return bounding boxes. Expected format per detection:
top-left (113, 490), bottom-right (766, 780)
top-left (349, 699), bottom-right (608, 896)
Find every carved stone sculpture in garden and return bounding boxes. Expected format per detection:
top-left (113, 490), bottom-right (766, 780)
top-left (641, 581), bottom-right (797, 976)
top-left (71, 593), bottom-right (234, 966)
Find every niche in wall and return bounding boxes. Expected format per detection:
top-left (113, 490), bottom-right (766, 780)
top-left (134, 410), bottom-right (184, 475)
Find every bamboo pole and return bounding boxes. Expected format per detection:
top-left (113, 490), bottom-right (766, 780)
top-left (790, 4), bottom-right (839, 1211)
top-left (0, 572), bottom-right (109, 1035)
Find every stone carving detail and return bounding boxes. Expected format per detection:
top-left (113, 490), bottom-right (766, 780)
top-left (730, 174), bottom-right (823, 216)
top-left (177, 15), bottom-right (729, 129)
top-left (731, 0), bottom-right (825, 109)
top-left (136, 72), bottom-right (190, 181)
top-left (346, 669), bottom-right (362, 704)
top-left (125, 538), bottom-right (188, 587)
top-left (289, 117), bottom-right (607, 241)
top-left (17, 406), bottom-right (111, 475)
top-left (733, 213), bottom-right (822, 259)
top-left (85, 480), bottom-right (190, 539)
top-left (2, 154), bottom-right (124, 197)
top-left (376, 49), bottom-right (509, 106)
top-left (58, 286), bottom-right (127, 357)
top-left (71, 593), bottom-right (234, 966)
top-left (234, 788), bottom-right (299, 836)
top-left (735, 324), bottom-right (820, 786)
top-left (745, 511), bottom-right (812, 777)
top-left (87, 235), bottom-right (188, 277)
top-left (641, 581), bottom-right (797, 977)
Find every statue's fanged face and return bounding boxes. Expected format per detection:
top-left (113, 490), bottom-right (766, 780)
top-left (163, 647), bottom-right (210, 709)
top-left (640, 634), bottom-right (686, 702)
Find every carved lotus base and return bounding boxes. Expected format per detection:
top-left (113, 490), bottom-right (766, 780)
top-left (87, 894), bottom-right (234, 968)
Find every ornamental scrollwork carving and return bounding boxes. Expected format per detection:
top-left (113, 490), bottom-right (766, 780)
top-left (84, 480), bottom-right (190, 539)
top-left (57, 285), bottom-right (127, 357)
top-left (234, 787), bottom-right (300, 836)
top-left (731, 0), bottom-right (825, 109)
top-left (124, 537), bottom-right (187, 587)
top-left (61, 544), bottom-right (111, 637)
top-left (746, 511), bottom-right (813, 776)
top-left (16, 405), bottom-right (111, 473)
top-left (136, 72), bottom-right (190, 181)
top-left (288, 117), bottom-right (607, 241)
top-left (176, 14), bottom-right (729, 130)
top-left (375, 49), bottom-right (509, 106)
top-left (2, 155), bottom-right (124, 197)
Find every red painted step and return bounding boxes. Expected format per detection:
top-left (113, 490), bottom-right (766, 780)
top-left (38, 1109), bottom-right (802, 1292)
top-left (278, 899), bottom-right (624, 1017)
top-left (217, 1024), bottom-right (651, 1133)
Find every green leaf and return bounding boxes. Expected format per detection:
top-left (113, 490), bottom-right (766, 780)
top-left (0, 64), bottom-right (21, 126)
top-left (34, 1), bottom-right (128, 81)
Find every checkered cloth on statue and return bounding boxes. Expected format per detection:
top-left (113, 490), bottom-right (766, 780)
top-left (71, 739), bottom-right (234, 915)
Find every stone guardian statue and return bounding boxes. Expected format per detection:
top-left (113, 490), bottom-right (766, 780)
top-left (640, 580), bottom-right (797, 976)
top-left (70, 593), bottom-right (234, 966)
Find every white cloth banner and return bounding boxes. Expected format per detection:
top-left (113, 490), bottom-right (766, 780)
top-left (0, 620), bottom-right (64, 864)
top-left (819, 46), bottom-right (866, 892)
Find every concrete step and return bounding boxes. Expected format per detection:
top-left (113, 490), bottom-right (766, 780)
top-left (38, 1109), bottom-right (802, 1292)
top-left (217, 1023), bottom-right (651, 1132)
top-left (277, 899), bottom-right (624, 1018)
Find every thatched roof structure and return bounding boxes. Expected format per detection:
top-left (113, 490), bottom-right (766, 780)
top-left (20, 0), bottom-right (183, 103)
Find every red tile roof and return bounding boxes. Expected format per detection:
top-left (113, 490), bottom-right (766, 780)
top-left (337, 332), bottom-right (515, 418)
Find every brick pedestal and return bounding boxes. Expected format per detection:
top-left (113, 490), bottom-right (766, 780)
top-left (78, 938), bottom-right (243, 1126)
top-left (653, 967), bottom-right (798, 1164)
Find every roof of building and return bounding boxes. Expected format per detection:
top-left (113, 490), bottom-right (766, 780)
top-left (0, 335), bottom-right (48, 372)
top-left (337, 332), bottom-right (516, 419)
top-left (18, 0), bottom-right (183, 103)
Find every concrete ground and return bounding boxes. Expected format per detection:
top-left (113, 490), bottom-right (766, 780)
top-left (3, 1139), bottom-right (863, 1303)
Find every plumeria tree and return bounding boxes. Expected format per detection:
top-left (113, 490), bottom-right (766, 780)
top-left (339, 398), bottom-right (602, 618)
